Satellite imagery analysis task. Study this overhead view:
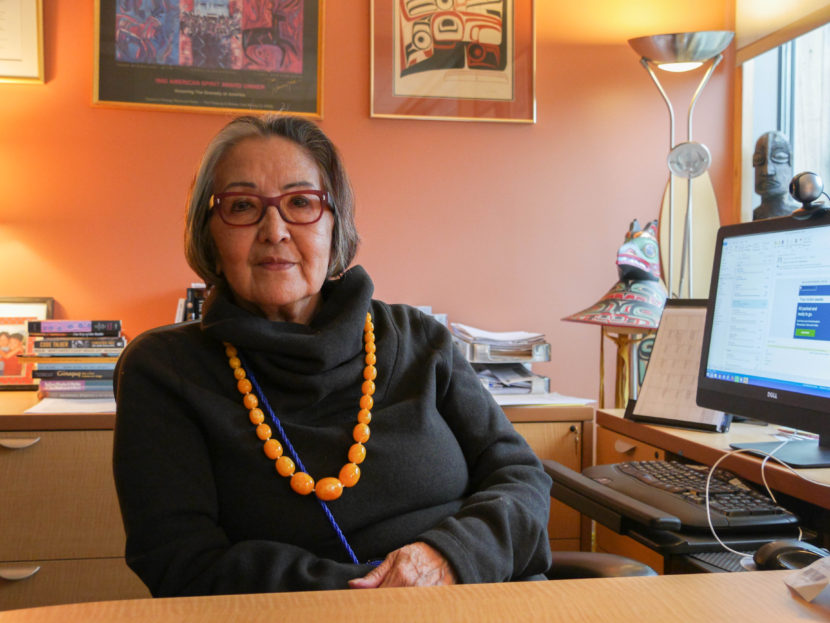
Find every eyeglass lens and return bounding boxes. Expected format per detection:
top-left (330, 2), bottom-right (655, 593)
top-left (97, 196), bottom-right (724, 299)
top-left (216, 191), bottom-right (325, 225)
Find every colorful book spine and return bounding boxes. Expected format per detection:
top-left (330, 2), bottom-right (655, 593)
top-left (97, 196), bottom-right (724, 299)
top-left (38, 390), bottom-right (114, 399)
top-left (38, 379), bottom-right (113, 391)
top-left (31, 348), bottom-right (125, 356)
top-left (33, 337), bottom-right (126, 349)
top-left (27, 331), bottom-right (119, 337)
top-left (32, 369), bottom-right (115, 380)
top-left (34, 362), bottom-right (116, 371)
top-left (27, 320), bottom-right (122, 335)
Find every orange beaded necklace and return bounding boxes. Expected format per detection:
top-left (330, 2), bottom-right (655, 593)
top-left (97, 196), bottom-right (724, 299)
top-left (224, 312), bottom-right (377, 502)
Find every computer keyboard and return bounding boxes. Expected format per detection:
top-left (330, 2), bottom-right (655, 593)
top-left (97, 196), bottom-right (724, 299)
top-left (583, 460), bottom-right (799, 533)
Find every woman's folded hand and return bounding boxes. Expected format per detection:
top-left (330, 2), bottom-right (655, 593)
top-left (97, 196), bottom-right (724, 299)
top-left (348, 542), bottom-right (456, 589)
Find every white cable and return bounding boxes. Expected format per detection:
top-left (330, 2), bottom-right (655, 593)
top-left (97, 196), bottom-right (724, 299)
top-left (701, 436), bottom-right (830, 558)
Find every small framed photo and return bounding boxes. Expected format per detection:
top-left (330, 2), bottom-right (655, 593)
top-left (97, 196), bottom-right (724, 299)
top-left (0, 297), bottom-right (54, 391)
top-left (370, 0), bottom-right (535, 123)
top-left (94, 0), bottom-right (323, 116)
top-left (0, 0), bottom-right (45, 84)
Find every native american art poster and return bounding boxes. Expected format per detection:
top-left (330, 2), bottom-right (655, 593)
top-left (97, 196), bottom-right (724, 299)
top-left (95, 0), bottom-right (322, 115)
top-left (371, 0), bottom-right (534, 122)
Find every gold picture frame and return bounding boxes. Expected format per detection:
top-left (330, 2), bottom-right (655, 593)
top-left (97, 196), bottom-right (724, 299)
top-left (0, 0), bottom-right (44, 84)
top-left (93, 0), bottom-right (324, 117)
top-left (370, 0), bottom-right (535, 123)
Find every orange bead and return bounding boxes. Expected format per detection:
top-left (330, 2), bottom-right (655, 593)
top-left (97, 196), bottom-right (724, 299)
top-left (237, 378), bottom-right (252, 394)
top-left (353, 423), bottom-right (370, 443)
top-left (339, 463), bottom-right (361, 487)
top-left (249, 408), bottom-right (265, 425)
top-left (256, 423), bottom-right (272, 441)
top-left (364, 342), bottom-right (376, 354)
top-left (224, 345), bottom-right (237, 357)
top-left (348, 443), bottom-right (366, 464)
top-left (364, 331), bottom-right (375, 344)
top-left (357, 408), bottom-right (372, 424)
top-left (243, 393), bottom-right (259, 409)
top-left (359, 394), bottom-right (373, 410)
top-left (263, 439), bottom-right (283, 460)
top-left (228, 356), bottom-right (241, 369)
top-left (276, 456), bottom-right (295, 477)
top-left (361, 380), bottom-right (375, 396)
top-left (315, 477), bottom-right (344, 501)
top-left (290, 472), bottom-right (315, 495)
top-left (233, 367), bottom-right (246, 380)
top-left (363, 366), bottom-right (377, 380)
top-left (365, 352), bottom-right (376, 366)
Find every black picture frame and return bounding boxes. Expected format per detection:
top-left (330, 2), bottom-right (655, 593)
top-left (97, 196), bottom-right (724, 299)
top-left (94, 1), bottom-right (323, 117)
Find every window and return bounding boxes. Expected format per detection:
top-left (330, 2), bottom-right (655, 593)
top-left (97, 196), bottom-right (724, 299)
top-left (740, 21), bottom-right (830, 221)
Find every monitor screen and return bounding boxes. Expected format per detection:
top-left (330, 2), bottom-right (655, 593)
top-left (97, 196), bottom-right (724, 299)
top-left (697, 210), bottom-right (830, 468)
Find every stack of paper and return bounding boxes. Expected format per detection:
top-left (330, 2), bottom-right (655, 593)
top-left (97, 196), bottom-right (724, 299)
top-left (449, 321), bottom-right (593, 407)
top-left (474, 363), bottom-right (549, 394)
top-left (450, 323), bottom-right (549, 361)
top-left (451, 323), bottom-right (546, 346)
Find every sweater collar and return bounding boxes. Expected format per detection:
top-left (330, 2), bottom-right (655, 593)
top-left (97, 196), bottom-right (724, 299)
top-left (200, 265), bottom-right (374, 375)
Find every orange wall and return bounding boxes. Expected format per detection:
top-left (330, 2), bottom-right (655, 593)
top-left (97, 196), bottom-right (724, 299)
top-left (0, 1), bottom-right (735, 402)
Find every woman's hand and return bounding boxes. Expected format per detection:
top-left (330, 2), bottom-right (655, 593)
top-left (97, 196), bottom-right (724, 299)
top-left (348, 542), bottom-right (456, 589)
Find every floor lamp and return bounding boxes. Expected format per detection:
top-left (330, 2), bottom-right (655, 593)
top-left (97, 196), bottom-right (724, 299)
top-left (628, 31), bottom-right (733, 299)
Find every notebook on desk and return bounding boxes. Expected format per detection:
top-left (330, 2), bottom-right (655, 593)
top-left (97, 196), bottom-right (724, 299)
top-left (625, 299), bottom-right (731, 432)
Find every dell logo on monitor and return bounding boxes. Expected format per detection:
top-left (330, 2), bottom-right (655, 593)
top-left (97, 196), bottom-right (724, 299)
top-left (767, 391), bottom-right (778, 399)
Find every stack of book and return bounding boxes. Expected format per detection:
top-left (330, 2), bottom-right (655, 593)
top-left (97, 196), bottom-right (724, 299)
top-left (27, 320), bottom-right (125, 400)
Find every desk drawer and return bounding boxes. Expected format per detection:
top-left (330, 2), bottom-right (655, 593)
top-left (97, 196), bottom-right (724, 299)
top-left (0, 431), bottom-right (125, 560)
top-left (513, 422), bottom-right (581, 543)
top-left (596, 427), bottom-right (664, 464)
top-left (0, 557), bottom-right (149, 611)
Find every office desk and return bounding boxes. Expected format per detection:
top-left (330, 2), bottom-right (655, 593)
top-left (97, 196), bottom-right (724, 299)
top-left (596, 409), bottom-right (830, 510)
top-left (594, 409), bottom-right (830, 571)
top-left (0, 393), bottom-right (590, 610)
top-left (0, 571), bottom-right (828, 622)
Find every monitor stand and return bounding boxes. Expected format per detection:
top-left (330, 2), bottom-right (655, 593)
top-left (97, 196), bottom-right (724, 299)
top-left (730, 438), bottom-right (830, 469)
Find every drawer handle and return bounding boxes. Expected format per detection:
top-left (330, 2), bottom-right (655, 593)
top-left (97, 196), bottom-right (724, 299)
top-left (0, 437), bottom-right (41, 450)
top-left (0, 565), bottom-right (41, 581)
top-left (614, 439), bottom-right (637, 454)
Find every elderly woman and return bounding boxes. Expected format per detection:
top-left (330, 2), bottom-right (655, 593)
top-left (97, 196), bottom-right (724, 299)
top-left (113, 114), bottom-right (552, 596)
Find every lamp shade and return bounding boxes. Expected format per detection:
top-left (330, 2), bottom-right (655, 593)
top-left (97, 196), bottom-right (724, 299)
top-left (563, 279), bottom-right (667, 330)
top-left (563, 219), bottom-right (667, 330)
top-left (628, 31), bottom-right (734, 64)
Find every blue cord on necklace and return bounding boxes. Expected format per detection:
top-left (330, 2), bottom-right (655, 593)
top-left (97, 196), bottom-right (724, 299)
top-left (237, 350), bottom-right (379, 567)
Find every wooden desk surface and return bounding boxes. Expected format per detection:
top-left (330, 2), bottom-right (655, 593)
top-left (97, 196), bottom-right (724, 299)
top-left (0, 391), bottom-right (115, 431)
top-left (0, 393), bottom-right (591, 432)
top-left (597, 409), bottom-right (830, 511)
top-left (0, 571), bottom-right (827, 623)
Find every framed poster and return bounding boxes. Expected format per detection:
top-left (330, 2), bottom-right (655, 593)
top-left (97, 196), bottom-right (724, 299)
top-left (0, 297), bottom-right (53, 391)
top-left (370, 0), bottom-right (535, 123)
top-left (94, 0), bottom-right (323, 117)
top-left (0, 0), bottom-right (44, 83)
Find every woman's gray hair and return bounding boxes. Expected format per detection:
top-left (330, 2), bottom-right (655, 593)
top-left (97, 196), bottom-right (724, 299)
top-left (184, 114), bottom-right (359, 286)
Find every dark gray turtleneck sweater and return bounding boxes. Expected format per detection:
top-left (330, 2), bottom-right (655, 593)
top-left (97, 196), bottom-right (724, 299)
top-left (113, 266), bottom-right (552, 596)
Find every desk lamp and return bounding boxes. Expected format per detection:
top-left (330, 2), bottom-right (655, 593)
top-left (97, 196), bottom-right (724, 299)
top-left (628, 31), bottom-right (733, 299)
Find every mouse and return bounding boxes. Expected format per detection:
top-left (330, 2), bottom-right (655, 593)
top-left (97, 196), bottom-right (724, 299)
top-left (754, 539), bottom-right (829, 570)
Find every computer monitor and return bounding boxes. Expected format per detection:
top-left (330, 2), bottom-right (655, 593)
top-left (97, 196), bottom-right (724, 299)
top-left (697, 210), bottom-right (830, 468)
